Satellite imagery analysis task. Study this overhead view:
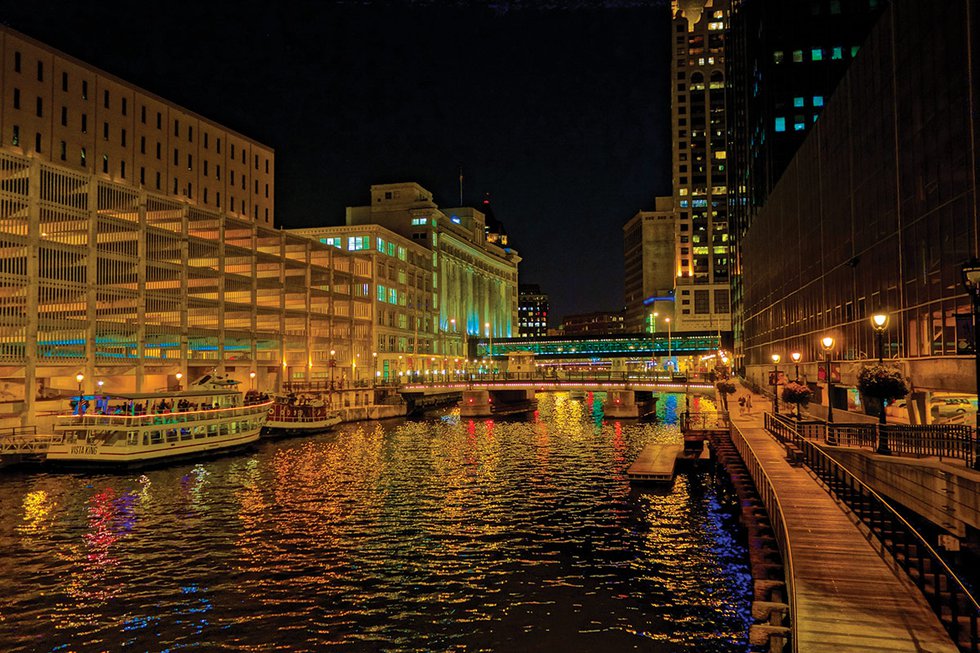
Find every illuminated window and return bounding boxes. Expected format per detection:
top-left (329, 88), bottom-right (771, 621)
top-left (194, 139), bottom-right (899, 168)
top-left (774, 117), bottom-right (786, 132)
top-left (832, 47), bottom-right (843, 60)
top-left (813, 95), bottom-right (824, 107)
top-left (811, 48), bottom-right (823, 61)
top-left (792, 50), bottom-right (803, 63)
top-left (794, 97), bottom-right (804, 107)
top-left (773, 51), bottom-right (784, 64)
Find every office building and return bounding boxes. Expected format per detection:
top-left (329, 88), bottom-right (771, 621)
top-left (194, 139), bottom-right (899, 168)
top-left (740, 0), bottom-right (979, 416)
top-left (345, 182), bottom-right (521, 359)
top-left (518, 284), bottom-right (549, 338)
top-left (561, 311), bottom-right (626, 336)
top-left (623, 197), bottom-right (676, 332)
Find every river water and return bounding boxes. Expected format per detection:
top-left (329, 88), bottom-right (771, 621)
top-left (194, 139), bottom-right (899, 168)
top-left (0, 392), bottom-right (751, 652)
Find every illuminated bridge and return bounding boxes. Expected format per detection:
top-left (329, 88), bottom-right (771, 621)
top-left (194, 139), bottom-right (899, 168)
top-left (473, 333), bottom-right (722, 359)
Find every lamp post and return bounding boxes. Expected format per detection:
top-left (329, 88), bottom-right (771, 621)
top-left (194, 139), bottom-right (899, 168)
top-left (329, 349), bottom-right (336, 406)
top-left (665, 317), bottom-right (672, 371)
top-left (961, 260), bottom-right (980, 469)
top-left (870, 312), bottom-right (890, 428)
top-left (771, 354), bottom-right (781, 415)
top-left (249, 371), bottom-right (256, 391)
top-left (450, 318), bottom-right (457, 357)
top-left (821, 336), bottom-right (836, 441)
top-left (649, 311), bottom-right (658, 377)
top-left (790, 351), bottom-right (802, 419)
top-left (175, 372), bottom-right (183, 391)
top-left (372, 352), bottom-right (378, 386)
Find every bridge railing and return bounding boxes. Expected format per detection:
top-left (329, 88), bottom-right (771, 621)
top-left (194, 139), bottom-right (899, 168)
top-left (681, 411), bottom-right (730, 432)
top-left (765, 413), bottom-right (980, 652)
top-left (395, 370), bottom-right (717, 386)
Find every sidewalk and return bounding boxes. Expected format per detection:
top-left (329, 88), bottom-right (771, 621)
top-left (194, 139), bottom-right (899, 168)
top-left (724, 384), bottom-right (958, 652)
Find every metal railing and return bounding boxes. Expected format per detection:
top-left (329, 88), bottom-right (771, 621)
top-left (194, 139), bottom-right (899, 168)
top-left (787, 417), bottom-right (976, 467)
top-left (765, 413), bottom-right (980, 652)
top-left (681, 410), bottom-right (730, 432)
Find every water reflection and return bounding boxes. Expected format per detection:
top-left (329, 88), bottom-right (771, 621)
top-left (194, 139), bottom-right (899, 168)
top-left (0, 392), bottom-right (750, 652)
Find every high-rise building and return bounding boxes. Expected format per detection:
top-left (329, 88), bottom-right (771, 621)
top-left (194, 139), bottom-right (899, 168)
top-left (670, 0), bottom-right (732, 337)
top-left (623, 197), bottom-right (675, 332)
top-left (518, 284), bottom-right (549, 338)
top-left (345, 183), bottom-right (520, 358)
top-left (739, 0), bottom-right (979, 417)
top-left (726, 0), bottom-right (885, 368)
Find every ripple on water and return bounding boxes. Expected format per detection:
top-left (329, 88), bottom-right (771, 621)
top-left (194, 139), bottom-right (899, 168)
top-left (0, 393), bottom-right (750, 652)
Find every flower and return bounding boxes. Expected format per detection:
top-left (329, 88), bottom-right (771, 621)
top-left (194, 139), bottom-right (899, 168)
top-left (857, 364), bottom-right (909, 400)
top-left (781, 381), bottom-right (813, 406)
top-left (716, 380), bottom-right (737, 395)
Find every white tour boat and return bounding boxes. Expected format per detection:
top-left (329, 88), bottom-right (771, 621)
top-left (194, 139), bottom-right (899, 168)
top-left (45, 374), bottom-right (272, 468)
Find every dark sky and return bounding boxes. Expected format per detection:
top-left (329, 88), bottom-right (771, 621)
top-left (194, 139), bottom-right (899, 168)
top-left (1, 0), bottom-right (672, 322)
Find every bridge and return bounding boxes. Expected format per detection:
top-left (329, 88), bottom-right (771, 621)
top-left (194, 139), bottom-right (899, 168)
top-left (398, 371), bottom-right (717, 418)
top-left (472, 332), bottom-right (722, 359)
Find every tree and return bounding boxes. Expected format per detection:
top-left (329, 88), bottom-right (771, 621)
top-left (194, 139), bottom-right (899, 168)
top-left (716, 380), bottom-right (737, 412)
top-left (857, 364), bottom-right (909, 424)
top-left (781, 382), bottom-right (813, 419)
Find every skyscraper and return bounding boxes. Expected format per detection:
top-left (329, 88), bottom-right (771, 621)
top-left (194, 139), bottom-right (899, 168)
top-left (623, 197), bottom-right (675, 333)
top-left (670, 0), bottom-right (732, 337)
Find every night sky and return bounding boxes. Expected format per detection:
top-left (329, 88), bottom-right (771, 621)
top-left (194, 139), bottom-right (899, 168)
top-left (1, 0), bottom-right (672, 322)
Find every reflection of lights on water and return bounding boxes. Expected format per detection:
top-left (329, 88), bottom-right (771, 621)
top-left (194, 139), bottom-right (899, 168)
top-left (19, 489), bottom-right (55, 534)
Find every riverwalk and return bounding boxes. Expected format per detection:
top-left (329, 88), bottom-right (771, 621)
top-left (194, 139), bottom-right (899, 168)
top-left (727, 388), bottom-right (959, 652)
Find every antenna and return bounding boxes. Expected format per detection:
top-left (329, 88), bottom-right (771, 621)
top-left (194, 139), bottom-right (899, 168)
top-left (458, 166), bottom-right (463, 206)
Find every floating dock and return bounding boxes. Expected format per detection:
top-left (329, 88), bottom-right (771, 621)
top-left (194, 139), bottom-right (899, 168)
top-left (627, 443), bottom-right (684, 483)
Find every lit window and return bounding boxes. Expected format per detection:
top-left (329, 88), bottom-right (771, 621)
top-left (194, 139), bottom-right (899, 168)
top-left (813, 95), bottom-right (824, 106)
top-left (793, 97), bottom-right (804, 107)
top-left (792, 50), bottom-right (803, 63)
top-left (851, 45), bottom-right (860, 57)
top-left (831, 47), bottom-right (843, 60)
top-left (811, 48), bottom-right (823, 61)
top-left (773, 50), bottom-right (784, 64)
top-left (774, 117), bottom-right (786, 132)
top-left (794, 117), bottom-right (805, 131)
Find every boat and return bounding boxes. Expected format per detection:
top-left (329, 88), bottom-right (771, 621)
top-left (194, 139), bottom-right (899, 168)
top-left (45, 374), bottom-right (272, 468)
top-left (262, 393), bottom-right (342, 438)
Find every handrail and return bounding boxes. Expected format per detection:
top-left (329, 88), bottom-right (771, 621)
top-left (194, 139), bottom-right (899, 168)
top-left (765, 413), bottom-right (980, 652)
top-left (729, 420), bottom-right (797, 653)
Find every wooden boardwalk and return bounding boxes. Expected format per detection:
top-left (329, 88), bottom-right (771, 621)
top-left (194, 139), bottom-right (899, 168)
top-left (728, 403), bottom-right (959, 652)
top-left (627, 443), bottom-right (682, 483)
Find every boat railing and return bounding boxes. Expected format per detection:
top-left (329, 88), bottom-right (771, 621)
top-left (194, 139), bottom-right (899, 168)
top-left (58, 399), bottom-right (273, 428)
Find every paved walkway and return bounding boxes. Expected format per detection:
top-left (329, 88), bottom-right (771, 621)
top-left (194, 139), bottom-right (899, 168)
top-left (727, 387), bottom-right (959, 652)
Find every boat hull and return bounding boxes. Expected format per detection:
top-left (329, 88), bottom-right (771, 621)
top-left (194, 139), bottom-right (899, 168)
top-left (261, 415), bottom-right (343, 438)
top-left (45, 429), bottom-right (262, 470)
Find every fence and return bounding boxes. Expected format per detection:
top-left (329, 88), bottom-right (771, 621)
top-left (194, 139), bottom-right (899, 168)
top-left (765, 413), bottom-right (980, 652)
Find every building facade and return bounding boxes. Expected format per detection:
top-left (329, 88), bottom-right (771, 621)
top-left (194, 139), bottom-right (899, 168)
top-left (561, 311), bottom-right (626, 336)
top-left (346, 183), bottom-right (520, 359)
top-left (623, 197), bottom-right (675, 332)
top-left (0, 27), bottom-right (374, 425)
top-left (670, 0), bottom-right (732, 336)
top-left (726, 0), bottom-right (885, 369)
top-left (291, 224), bottom-right (440, 381)
top-left (518, 284), bottom-right (549, 338)
top-left (740, 0), bottom-right (980, 417)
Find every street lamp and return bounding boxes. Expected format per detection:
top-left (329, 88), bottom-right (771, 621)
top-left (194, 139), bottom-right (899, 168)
top-left (665, 317), bottom-right (672, 370)
top-left (870, 312), bottom-right (890, 427)
top-left (249, 371), bottom-right (256, 390)
top-left (372, 352), bottom-right (378, 385)
top-left (649, 311), bottom-right (658, 376)
top-left (771, 354), bottom-right (781, 415)
top-left (175, 372), bottom-right (183, 391)
top-left (75, 372), bottom-right (84, 394)
top-left (821, 336), bottom-right (836, 432)
top-left (329, 349), bottom-right (336, 405)
top-left (963, 259), bottom-right (980, 466)
top-left (790, 352), bottom-right (802, 381)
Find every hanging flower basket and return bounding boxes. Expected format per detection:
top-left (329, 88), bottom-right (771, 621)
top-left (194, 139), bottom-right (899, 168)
top-left (857, 364), bottom-right (909, 400)
top-left (781, 381), bottom-right (812, 407)
top-left (716, 380), bottom-right (737, 396)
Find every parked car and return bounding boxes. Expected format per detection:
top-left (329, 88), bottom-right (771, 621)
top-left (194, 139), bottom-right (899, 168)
top-left (930, 397), bottom-right (973, 420)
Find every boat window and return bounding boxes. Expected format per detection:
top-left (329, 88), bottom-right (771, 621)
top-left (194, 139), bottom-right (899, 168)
top-left (127, 431), bottom-right (138, 446)
top-left (149, 430), bottom-right (162, 444)
top-left (208, 424), bottom-right (218, 437)
top-left (194, 425), bottom-right (206, 439)
top-left (166, 429), bottom-right (178, 442)
top-left (180, 428), bottom-right (192, 440)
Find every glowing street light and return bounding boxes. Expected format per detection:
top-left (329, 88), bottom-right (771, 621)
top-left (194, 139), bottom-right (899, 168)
top-left (790, 351), bottom-right (802, 381)
top-left (175, 372), bottom-right (183, 390)
top-left (249, 371), bottom-right (256, 390)
top-left (771, 353), bottom-right (781, 415)
top-left (821, 335), bottom-right (836, 429)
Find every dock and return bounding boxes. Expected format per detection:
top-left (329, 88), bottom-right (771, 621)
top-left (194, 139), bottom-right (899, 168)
top-left (627, 443), bottom-right (683, 483)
